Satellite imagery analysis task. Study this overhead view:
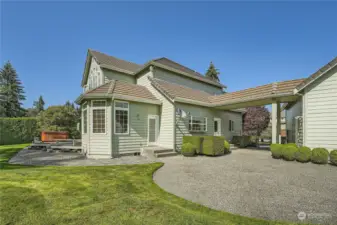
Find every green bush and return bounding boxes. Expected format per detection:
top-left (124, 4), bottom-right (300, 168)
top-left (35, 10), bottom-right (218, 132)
top-left (224, 140), bottom-right (230, 154)
top-left (295, 146), bottom-right (311, 163)
top-left (0, 118), bottom-right (38, 145)
top-left (183, 136), bottom-right (202, 154)
top-left (286, 143), bottom-right (298, 148)
top-left (330, 150), bottom-right (337, 166)
top-left (231, 136), bottom-right (251, 148)
top-left (201, 136), bottom-right (224, 156)
top-left (311, 148), bottom-right (329, 164)
top-left (282, 146), bottom-right (298, 161)
top-left (270, 144), bottom-right (283, 159)
top-left (181, 143), bottom-right (196, 157)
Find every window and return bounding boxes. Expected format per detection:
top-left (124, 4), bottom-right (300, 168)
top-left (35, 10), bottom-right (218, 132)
top-left (92, 100), bottom-right (106, 133)
top-left (229, 120), bottom-right (234, 132)
top-left (82, 102), bottom-right (87, 134)
top-left (189, 116), bottom-right (207, 132)
top-left (114, 101), bottom-right (129, 134)
top-left (214, 120), bottom-right (218, 132)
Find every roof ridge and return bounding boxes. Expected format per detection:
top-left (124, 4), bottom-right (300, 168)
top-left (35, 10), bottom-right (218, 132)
top-left (107, 80), bottom-right (116, 94)
top-left (85, 81), bottom-right (111, 94)
top-left (89, 49), bottom-right (143, 68)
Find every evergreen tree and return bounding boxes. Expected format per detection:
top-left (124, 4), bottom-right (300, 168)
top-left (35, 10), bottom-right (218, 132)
top-left (33, 95), bottom-right (45, 112)
top-left (0, 62), bottom-right (26, 117)
top-left (205, 62), bottom-right (220, 82)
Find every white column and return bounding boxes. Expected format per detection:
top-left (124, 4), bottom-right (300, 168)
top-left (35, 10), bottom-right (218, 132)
top-left (277, 102), bottom-right (281, 143)
top-left (272, 103), bottom-right (277, 144)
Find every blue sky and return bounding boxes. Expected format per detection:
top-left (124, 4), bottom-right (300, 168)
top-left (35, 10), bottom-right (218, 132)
top-left (1, 2), bottom-right (336, 108)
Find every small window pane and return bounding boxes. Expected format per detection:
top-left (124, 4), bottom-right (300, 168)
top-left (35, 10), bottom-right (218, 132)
top-left (93, 109), bottom-right (105, 133)
top-left (214, 121), bottom-right (218, 132)
top-left (115, 109), bottom-right (128, 134)
top-left (93, 101), bottom-right (106, 107)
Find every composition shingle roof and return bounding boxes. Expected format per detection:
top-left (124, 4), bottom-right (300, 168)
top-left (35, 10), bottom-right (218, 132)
top-left (295, 56), bottom-right (337, 91)
top-left (151, 77), bottom-right (305, 106)
top-left (89, 49), bottom-right (143, 74)
top-left (210, 78), bottom-right (305, 104)
top-left (153, 58), bottom-right (226, 88)
top-left (84, 80), bottom-right (158, 101)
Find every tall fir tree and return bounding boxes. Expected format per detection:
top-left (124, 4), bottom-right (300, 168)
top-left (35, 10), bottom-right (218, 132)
top-left (33, 95), bottom-right (45, 112)
top-left (0, 62), bottom-right (26, 117)
top-left (205, 62), bottom-right (220, 82)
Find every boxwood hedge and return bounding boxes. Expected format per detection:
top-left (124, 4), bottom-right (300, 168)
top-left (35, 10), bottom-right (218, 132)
top-left (311, 148), bottom-right (329, 164)
top-left (282, 146), bottom-right (298, 161)
top-left (330, 150), bottom-right (337, 166)
top-left (270, 144), bottom-right (283, 159)
top-left (295, 146), bottom-right (311, 163)
top-left (181, 143), bottom-right (196, 157)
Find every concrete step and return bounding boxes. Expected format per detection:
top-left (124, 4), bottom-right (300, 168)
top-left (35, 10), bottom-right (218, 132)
top-left (153, 148), bottom-right (173, 154)
top-left (155, 151), bottom-right (178, 158)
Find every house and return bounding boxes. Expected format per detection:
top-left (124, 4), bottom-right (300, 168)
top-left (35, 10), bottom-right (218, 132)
top-left (76, 50), bottom-right (244, 158)
top-left (285, 57), bottom-right (337, 151)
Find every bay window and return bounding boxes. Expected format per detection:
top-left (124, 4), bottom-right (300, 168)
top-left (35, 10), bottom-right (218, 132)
top-left (92, 100), bottom-right (106, 133)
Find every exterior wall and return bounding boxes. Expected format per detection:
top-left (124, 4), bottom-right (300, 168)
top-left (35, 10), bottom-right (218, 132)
top-left (85, 57), bottom-right (104, 91)
top-left (111, 101), bottom-right (160, 155)
top-left (81, 101), bottom-right (89, 154)
top-left (285, 99), bottom-right (303, 143)
top-left (85, 99), bottom-right (112, 159)
top-left (154, 67), bottom-right (223, 95)
top-left (175, 102), bottom-right (242, 151)
top-left (137, 70), bottom-right (175, 149)
top-left (103, 69), bottom-right (136, 84)
top-left (303, 66), bottom-right (337, 151)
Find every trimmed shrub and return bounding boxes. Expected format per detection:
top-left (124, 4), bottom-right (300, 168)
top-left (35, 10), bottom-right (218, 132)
top-left (282, 146), bottom-right (298, 161)
top-left (0, 118), bottom-right (38, 145)
top-left (201, 136), bottom-right (225, 156)
top-left (181, 143), bottom-right (196, 157)
top-left (330, 150), bottom-right (337, 166)
top-left (286, 143), bottom-right (298, 148)
top-left (183, 136), bottom-right (202, 154)
top-left (270, 144), bottom-right (283, 159)
top-left (224, 140), bottom-right (230, 154)
top-left (311, 148), bottom-right (329, 164)
top-left (295, 146), bottom-right (311, 163)
top-left (231, 135), bottom-right (251, 148)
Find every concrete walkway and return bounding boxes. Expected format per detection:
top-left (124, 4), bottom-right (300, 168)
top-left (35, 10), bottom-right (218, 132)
top-left (9, 148), bottom-right (158, 166)
top-left (154, 149), bottom-right (337, 224)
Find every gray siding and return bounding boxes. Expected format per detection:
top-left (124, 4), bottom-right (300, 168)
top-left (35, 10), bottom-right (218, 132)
top-left (304, 66), bottom-right (337, 150)
top-left (154, 67), bottom-right (223, 95)
top-left (103, 69), bottom-right (136, 84)
top-left (175, 102), bottom-right (242, 151)
top-left (137, 70), bottom-right (175, 149)
top-left (112, 101), bottom-right (159, 154)
top-left (86, 57), bottom-right (104, 91)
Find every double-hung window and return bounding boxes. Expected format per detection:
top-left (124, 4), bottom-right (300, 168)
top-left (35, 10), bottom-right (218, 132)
top-left (82, 102), bottom-right (88, 134)
top-left (114, 101), bottom-right (129, 134)
top-left (229, 120), bottom-right (234, 132)
top-left (189, 116), bottom-right (207, 132)
top-left (92, 100), bottom-right (106, 133)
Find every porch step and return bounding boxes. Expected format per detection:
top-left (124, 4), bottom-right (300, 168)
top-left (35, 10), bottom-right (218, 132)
top-left (155, 151), bottom-right (178, 158)
top-left (230, 144), bottom-right (238, 150)
top-left (141, 146), bottom-right (177, 158)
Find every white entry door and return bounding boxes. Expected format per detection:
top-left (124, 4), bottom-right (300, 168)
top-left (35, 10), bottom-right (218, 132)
top-left (214, 118), bottom-right (221, 136)
top-left (148, 115), bottom-right (159, 145)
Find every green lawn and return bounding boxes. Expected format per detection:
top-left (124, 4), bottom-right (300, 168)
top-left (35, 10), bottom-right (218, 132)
top-left (0, 144), bottom-right (299, 225)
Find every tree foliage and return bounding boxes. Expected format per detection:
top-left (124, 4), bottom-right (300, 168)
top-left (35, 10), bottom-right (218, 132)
top-left (36, 103), bottom-right (80, 138)
top-left (205, 62), bottom-right (220, 82)
top-left (0, 62), bottom-right (26, 117)
top-left (243, 106), bottom-right (270, 136)
top-left (33, 95), bottom-right (45, 112)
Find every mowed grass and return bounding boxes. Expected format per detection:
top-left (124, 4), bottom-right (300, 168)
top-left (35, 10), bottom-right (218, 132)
top-left (0, 144), bottom-right (299, 225)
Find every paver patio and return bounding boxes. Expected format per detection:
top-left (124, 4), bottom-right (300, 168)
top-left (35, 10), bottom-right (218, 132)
top-left (154, 149), bottom-right (337, 224)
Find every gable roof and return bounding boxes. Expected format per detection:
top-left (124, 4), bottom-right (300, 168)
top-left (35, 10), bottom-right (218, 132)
top-left (152, 58), bottom-right (226, 88)
top-left (295, 56), bottom-right (337, 92)
top-left (150, 77), bottom-right (305, 107)
top-left (77, 80), bottom-right (160, 104)
top-left (89, 49), bottom-right (143, 74)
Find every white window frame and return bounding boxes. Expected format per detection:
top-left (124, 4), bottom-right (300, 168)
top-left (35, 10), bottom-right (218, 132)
top-left (91, 100), bottom-right (107, 134)
top-left (229, 119), bottom-right (234, 132)
top-left (189, 116), bottom-right (207, 132)
top-left (82, 102), bottom-right (88, 134)
top-left (114, 100), bottom-right (130, 135)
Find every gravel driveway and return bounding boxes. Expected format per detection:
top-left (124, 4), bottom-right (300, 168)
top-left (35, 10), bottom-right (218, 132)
top-left (154, 149), bottom-right (337, 224)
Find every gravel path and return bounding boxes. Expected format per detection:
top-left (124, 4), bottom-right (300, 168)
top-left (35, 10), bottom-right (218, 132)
top-left (9, 148), bottom-right (158, 166)
top-left (154, 150), bottom-right (337, 224)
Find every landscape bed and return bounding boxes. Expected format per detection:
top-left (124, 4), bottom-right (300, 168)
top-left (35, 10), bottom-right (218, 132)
top-left (0, 144), bottom-right (300, 225)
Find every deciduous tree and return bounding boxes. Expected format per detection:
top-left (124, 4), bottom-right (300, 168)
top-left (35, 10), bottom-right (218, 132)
top-left (243, 106), bottom-right (270, 139)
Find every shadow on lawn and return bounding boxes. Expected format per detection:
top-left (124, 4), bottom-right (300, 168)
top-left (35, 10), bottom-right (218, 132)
top-left (0, 185), bottom-right (53, 224)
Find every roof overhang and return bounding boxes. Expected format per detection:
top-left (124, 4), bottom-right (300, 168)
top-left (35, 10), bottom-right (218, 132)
top-left (75, 93), bottom-right (161, 105)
